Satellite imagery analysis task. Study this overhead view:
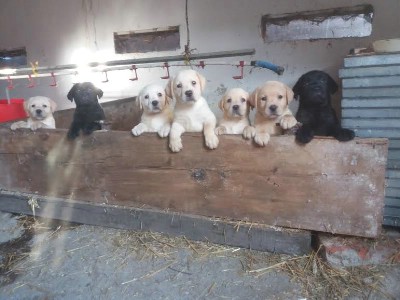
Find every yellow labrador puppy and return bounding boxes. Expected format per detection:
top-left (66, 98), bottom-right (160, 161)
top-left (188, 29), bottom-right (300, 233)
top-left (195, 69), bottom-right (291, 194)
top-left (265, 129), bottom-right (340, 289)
top-left (166, 69), bottom-right (218, 152)
top-left (11, 96), bottom-right (56, 130)
top-left (131, 84), bottom-right (172, 137)
top-left (244, 81), bottom-right (297, 146)
top-left (215, 88), bottom-right (252, 136)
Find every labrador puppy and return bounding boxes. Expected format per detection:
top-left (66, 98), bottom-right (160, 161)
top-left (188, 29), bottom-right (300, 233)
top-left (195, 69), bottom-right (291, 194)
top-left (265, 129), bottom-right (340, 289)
top-left (10, 96), bottom-right (56, 130)
top-left (293, 70), bottom-right (355, 144)
top-left (67, 82), bottom-right (105, 140)
top-left (131, 84), bottom-right (172, 137)
top-left (245, 81), bottom-right (297, 146)
top-left (215, 88), bottom-right (252, 136)
top-left (165, 69), bottom-right (218, 152)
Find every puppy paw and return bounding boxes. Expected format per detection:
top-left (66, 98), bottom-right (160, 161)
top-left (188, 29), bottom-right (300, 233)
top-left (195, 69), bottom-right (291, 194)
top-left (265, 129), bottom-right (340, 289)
top-left (205, 133), bottom-right (219, 149)
top-left (10, 123), bottom-right (20, 131)
top-left (280, 115), bottom-right (297, 130)
top-left (131, 123), bottom-right (146, 136)
top-left (214, 126), bottom-right (227, 135)
top-left (30, 123), bottom-right (42, 131)
top-left (67, 130), bottom-right (79, 140)
top-left (335, 128), bottom-right (355, 142)
top-left (243, 126), bottom-right (256, 139)
top-left (295, 128), bottom-right (314, 144)
top-left (169, 138), bottom-right (183, 152)
top-left (157, 124), bottom-right (171, 138)
top-left (254, 133), bottom-right (270, 146)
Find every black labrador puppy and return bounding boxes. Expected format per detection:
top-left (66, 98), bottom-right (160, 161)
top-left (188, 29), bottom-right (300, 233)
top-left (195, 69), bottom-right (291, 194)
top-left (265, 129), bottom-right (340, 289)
top-left (67, 82), bottom-right (106, 140)
top-left (293, 70), bottom-right (355, 144)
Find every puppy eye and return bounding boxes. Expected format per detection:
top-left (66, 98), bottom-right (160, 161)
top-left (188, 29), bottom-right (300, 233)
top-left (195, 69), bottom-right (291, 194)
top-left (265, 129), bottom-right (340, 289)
top-left (261, 96), bottom-right (267, 101)
top-left (177, 83), bottom-right (182, 88)
top-left (191, 81), bottom-right (196, 85)
top-left (278, 95), bottom-right (283, 100)
top-left (43, 104), bottom-right (48, 108)
top-left (31, 104), bottom-right (36, 108)
top-left (241, 98), bottom-right (246, 103)
top-left (144, 95), bottom-right (149, 99)
top-left (227, 98), bottom-right (232, 103)
top-left (157, 93), bottom-right (162, 97)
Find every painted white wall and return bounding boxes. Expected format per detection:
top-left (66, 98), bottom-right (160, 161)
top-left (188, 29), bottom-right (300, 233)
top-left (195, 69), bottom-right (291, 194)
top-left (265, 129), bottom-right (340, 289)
top-left (1, 0), bottom-right (399, 119)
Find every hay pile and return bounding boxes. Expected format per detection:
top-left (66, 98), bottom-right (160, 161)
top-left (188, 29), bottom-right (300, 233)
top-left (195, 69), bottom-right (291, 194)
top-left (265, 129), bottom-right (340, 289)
top-left (1, 216), bottom-right (398, 299)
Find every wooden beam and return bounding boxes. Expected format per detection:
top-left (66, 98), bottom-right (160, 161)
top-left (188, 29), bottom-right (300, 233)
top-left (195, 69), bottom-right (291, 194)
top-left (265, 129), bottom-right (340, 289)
top-left (0, 191), bottom-right (311, 255)
top-left (0, 128), bottom-right (388, 237)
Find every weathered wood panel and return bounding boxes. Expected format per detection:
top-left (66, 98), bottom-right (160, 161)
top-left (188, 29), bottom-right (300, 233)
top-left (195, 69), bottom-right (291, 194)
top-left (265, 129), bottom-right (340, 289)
top-left (0, 191), bottom-right (311, 255)
top-left (0, 128), bottom-right (388, 237)
top-left (339, 65), bottom-right (400, 78)
top-left (342, 98), bottom-right (400, 108)
top-left (53, 96), bottom-right (141, 131)
top-left (344, 53), bottom-right (400, 67)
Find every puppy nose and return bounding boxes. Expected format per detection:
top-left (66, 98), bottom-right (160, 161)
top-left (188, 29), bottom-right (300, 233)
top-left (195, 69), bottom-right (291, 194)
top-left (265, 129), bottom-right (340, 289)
top-left (269, 105), bottom-right (277, 112)
top-left (232, 105), bottom-right (239, 110)
top-left (36, 109), bottom-right (42, 114)
top-left (185, 90), bottom-right (193, 97)
top-left (151, 100), bottom-right (158, 106)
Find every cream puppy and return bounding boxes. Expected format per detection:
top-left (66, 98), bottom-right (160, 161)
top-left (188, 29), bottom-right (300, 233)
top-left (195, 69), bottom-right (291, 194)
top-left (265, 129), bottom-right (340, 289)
top-left (11, 96), bottom-right (56, 130)
top-left (215, 88), bottom-right (252, 136)
top-left (166, 69), bottom-right (218, 152)
top-left (244, 81), bottom-right (297, 146)
top-left (131, 84), bottom-right (172, 137)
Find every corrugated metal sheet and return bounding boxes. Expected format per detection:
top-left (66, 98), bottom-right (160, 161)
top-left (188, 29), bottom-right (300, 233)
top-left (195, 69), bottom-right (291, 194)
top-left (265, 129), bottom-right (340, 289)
top-left (340, 53), bottom-right (400, 227)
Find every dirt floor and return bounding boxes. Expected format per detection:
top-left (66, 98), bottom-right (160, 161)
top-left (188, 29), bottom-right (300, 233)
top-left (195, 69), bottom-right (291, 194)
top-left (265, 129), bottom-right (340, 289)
top-left (0, 212), bottom-right (399, 300)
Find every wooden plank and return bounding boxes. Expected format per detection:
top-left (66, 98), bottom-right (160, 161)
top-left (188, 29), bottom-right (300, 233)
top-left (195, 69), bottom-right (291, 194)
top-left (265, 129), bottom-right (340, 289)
top-left (0, 191), bottom-right (311, 255)
top-left (342, 76), bottom-right (400, 88)
top-left (386, 178), bottom-right (400, 188)
top-left (385, 188), bottom-right (400, 199)
top-left (383, 216), bottom-right (400, 227)
top-left (344, 53), bottom-right (400, 67)
top-left (342, 98), bottom-right (400, 108)
top-left (54, 97), bottom-right (141, 131)
top-left (354, 128), bottom-right (400, 138)
top-left (342, 118), bottom-right (400, 128)
top-left (343, 87), bottom-right (400, 98)
top-left (339, 65), bottom-right (400, 78)
top-left (0, 128), bottom-right (388, 237)
top-left (342, 108), bottom-right (400, 118)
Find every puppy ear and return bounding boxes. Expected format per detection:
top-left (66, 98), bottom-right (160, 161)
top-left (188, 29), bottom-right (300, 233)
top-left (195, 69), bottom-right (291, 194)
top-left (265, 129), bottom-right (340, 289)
top-left (23, 99), bottom-right (31, 114)
top-left (285, 84), bottom-right (294, 105)
top-left (196, 72), bottom-right (206, 92)
top-left (165, 78), bottom-right (174, 99)
top-left (49, 99), bottom-right (57, 112)
top-left (67, 84), bottom-right (77, 102)
top-left (292, 77), bottom-right (302, 98)
top-left (97, 88), bottom-right (104, 99)
top-left (137, 92), bottom-right (143, 110)
top-left (218, 95), bottom-right (226, 111)
top-left (327, 75), bottom-right (338, 95)
top-left (165, 94), bottom-right (173, 106)
top-left (248, 88), bottom-right (258, 109)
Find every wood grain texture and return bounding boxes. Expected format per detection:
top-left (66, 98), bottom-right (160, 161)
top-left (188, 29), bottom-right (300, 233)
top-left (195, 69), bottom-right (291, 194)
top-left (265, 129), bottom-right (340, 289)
top-left (0, 191), bottom-right (311, 255)
top-left (0, 128), bottom-right (388, 237)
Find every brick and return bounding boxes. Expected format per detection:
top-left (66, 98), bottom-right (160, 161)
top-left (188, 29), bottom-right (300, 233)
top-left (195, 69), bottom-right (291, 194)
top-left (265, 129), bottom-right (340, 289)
top-left (316, 230), bottom-right (400, 268)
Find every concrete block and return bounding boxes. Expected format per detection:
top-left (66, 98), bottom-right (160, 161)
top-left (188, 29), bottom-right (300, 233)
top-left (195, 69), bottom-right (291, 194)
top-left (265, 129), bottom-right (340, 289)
top-left (317, 230), bottom-right (400, 268)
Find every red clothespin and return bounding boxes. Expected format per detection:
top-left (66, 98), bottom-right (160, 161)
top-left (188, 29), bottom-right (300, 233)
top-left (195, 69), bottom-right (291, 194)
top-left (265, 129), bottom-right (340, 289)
top-left (7, 76), bottom-right (14, 90)
top-left (49, 72), bottom-right (57, 87)
top-left (102, 70), bottom-right (109, 83)
top-left (232, 61), bottom-right (245, 80)
top-left (160, 62), bottom-right (170, 79)
top-left (196, 61), bottom-right (205, 69)
top-left (27, 74), bottom-right (35, 88)
top-left (129, 65), bottom-right (138, 81)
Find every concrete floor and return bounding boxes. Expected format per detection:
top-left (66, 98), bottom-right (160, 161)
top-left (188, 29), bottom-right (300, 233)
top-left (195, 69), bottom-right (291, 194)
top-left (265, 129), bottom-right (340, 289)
top-left (0, 212), bottom-right (399, 300)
